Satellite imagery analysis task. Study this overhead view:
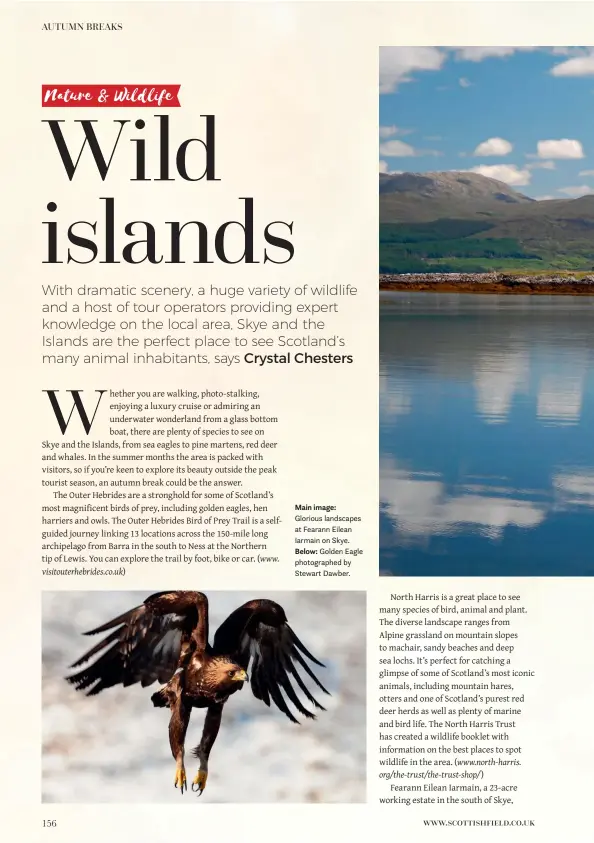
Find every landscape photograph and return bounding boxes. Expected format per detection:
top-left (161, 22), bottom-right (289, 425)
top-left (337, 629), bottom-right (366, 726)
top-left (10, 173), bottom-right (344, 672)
top-left (379, 47), bottom-right (594, 576)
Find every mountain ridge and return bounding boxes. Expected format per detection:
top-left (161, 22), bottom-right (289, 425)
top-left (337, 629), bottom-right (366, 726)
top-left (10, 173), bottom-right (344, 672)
top-left (379, 170), bottom-right (534, 205)
top-left (379, 170), bottom-right (594, 223)
top-left (379, 172), bottom-right (594, 273)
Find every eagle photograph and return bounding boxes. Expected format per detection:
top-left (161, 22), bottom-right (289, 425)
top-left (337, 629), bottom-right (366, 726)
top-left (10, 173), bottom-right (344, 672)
top-left (42, 590), bottom-right (366, 803)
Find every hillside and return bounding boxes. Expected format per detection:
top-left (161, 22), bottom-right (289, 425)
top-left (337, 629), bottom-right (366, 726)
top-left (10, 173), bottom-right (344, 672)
top-left (379, 172), bottom-right (594, 273)
top-left (379, 171), bottom-right (534, 221)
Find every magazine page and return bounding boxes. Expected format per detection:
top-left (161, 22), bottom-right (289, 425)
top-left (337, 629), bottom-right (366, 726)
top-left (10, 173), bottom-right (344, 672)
top-left (2, 1), bottom-right (594, 841)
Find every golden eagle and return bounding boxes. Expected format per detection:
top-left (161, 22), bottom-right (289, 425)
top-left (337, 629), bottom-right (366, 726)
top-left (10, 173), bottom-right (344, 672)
top-left (66, 591), bottom-right (329, 795)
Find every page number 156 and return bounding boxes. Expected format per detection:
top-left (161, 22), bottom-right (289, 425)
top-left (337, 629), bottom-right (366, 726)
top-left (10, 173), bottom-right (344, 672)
top-left (43, 820), bottom-right (57, 828)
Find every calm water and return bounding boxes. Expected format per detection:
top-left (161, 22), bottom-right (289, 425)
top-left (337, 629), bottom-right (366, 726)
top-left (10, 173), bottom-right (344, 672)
top-left (380, 292), bottom-right (594, 576)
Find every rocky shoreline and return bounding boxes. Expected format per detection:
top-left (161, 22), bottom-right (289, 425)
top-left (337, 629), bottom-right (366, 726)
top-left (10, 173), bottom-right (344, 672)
top-left (380, 272), bottom-right (594, 295)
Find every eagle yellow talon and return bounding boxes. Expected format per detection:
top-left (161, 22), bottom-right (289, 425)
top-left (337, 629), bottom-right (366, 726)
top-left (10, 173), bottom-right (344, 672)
top-left (174, 767), bottom-right (187, 793)
top-left (192, 770), bottom-right (208, 795)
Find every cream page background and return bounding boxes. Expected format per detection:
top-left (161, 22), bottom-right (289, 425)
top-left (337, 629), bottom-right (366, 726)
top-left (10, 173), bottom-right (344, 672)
top-left (2, 1), bottom-right (594, 840)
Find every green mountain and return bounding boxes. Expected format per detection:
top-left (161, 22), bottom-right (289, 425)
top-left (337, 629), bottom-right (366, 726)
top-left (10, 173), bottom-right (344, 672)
top-left (379, 172), bottom-right (594, 273)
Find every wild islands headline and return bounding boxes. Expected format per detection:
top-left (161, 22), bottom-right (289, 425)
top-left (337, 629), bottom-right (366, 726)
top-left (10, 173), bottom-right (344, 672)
top-left (42, 115), bottom-right (295, 265)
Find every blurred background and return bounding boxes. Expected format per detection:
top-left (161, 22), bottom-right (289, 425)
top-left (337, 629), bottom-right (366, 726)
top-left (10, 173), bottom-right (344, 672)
top-left (42, 590), bottom-right (366, 803)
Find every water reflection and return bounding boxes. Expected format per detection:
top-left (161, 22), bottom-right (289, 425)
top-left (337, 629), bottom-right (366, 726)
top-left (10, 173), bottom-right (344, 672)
top-left (381, 459), bottom-right (545, 539)
top-left (537, 374), bottom-right (585, 426)
top-left (474, 349), bottom-right (530, 424)
top-left (553, 470), bottom-right (594, 508)
top-left (380, 293), bottom-right (594, 575)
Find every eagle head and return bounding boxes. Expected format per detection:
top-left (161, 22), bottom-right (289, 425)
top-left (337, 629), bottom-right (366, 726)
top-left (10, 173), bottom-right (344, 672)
top-left (203, 657), bottom-right (248, 695)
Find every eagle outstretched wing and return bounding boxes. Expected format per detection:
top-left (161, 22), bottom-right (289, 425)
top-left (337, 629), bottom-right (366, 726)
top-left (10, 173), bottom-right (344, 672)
top-left (66, 591), bottom-right (205, 695)
top-left (213, 599), bottom-right (330, 723)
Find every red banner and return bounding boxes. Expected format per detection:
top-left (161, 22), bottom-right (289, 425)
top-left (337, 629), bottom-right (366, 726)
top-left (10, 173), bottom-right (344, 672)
top-left (41, 85), bottom-right (181, 108)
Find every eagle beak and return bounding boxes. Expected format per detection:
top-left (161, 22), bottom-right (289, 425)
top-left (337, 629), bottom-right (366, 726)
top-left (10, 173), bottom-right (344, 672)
top-left (236, 669), bottom-right (248, 682)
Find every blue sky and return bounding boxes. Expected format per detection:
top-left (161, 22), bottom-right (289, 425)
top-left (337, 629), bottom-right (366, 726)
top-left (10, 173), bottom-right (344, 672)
top-left (379, 47), bottom-right (594, 199)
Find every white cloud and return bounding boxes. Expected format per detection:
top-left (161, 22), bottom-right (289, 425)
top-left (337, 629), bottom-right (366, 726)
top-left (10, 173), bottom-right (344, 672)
top-left (454, 46), bottom-right (537, 62)
top-left (379, 161), bottom-right (403, 175)
top-left (535, 195), bottom-right (556, 201)
top-left (579, 169), bottom-right (594, 176)
top-left (536, 139), bottom-right (584, 159)
top-left (379, 46), bottom-right (446, 93)
top-left (379, 125), bottom-right (415, 140)
top-left (379, 139), bottom-right (417, 157)
top-left (379, 139), bottom-right (440, 158)
top-left (473, 137), bottom-right (513, 157)
top-left (469, 164), bottom-right (531, 186)
top-left (551, 52), bottom-right (594, 77)
top-left (527, 160), bottom-right (556, 170)
top-left (557, 185), bottom-right (594, 197)
top-left (550, 47), bottom-right (588, 57)
top-left (380, 47), bottom-right (594, 95)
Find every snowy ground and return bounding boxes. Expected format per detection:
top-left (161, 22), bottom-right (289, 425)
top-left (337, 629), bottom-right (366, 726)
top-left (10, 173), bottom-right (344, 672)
top-left (42, 591), bottom-right (366, 803)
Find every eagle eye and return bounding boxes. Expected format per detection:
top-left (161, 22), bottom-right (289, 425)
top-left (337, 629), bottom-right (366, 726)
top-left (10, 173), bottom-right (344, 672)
top-left (228, 669), bottom-right (235, 677)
